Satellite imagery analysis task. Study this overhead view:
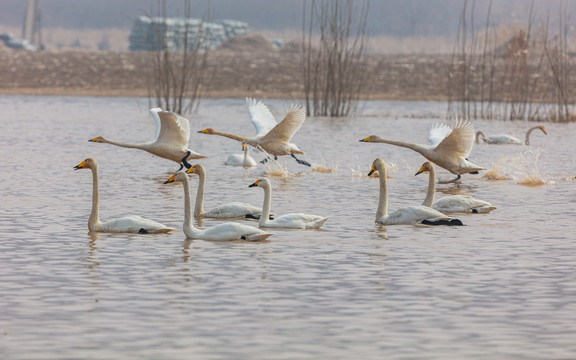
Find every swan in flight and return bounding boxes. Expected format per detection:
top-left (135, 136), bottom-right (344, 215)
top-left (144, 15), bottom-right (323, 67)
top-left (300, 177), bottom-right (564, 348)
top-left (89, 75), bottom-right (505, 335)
top-left (198, 98), bottom-right (311, 166)
top-left (416, 161), bottom-right (497, 214)
top-left (164, 172), bottom-right (274, 241)
top-left (360, 120), bottom-right (484, 182)
top-left (368, 158), bottom-right (463, 226)
top-left (224, 143), bottom-right (257, 167)
top-left (74, 158), bottom-right (176, 234)
top-left (476, 125), bottom-right (547, 145)
top-left (90, 108), bottom-right (206, 170)
top-left (186, 164), bottom-right (269, 219)
top-left (248, 178), bottom-right (328, 229)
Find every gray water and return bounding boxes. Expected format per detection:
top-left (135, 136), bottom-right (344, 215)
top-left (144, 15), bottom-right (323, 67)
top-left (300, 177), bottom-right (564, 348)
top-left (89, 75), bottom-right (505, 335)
top-left (1, 96), bottom-right (575, 359)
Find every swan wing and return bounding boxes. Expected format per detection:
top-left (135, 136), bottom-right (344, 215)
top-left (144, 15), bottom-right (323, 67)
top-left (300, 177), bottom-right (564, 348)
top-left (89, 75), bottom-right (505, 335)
top-left (101, 215), bottom-right (175, 233)
top-left (150, 108), bottom-right (163, 141)
top-left (434, 119), bottom-right (475, 157)
top-left (246, 97), bottom-right (277, 137)
top-left (156, 110), bottom-right (191, 147)
top-left (428, 123), bottom-right (453, 147)
top-left (380, 206), bottom-right (451, 225)
top-left (204, 202), bottom-right (263, 218)
top-left (260, 104), bottom-right (306, 143)
top-left (202, 222), bottom-right (273, 241)
top-left (487, 135), bottom-right (523, 144)
top-left (433, 195), bottom-right (496, 213)
top-left (267, 213), bottom-right (326, 229)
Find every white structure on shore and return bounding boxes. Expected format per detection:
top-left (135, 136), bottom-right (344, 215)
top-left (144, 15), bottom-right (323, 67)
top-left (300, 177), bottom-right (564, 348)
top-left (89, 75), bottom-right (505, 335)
top-left (129, 16), bottom-right (248, 51)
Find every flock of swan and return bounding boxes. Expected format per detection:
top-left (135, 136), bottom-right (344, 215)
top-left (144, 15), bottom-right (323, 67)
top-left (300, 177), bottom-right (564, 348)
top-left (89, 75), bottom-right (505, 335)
top-left (76, 98), bottom-right (548, 241)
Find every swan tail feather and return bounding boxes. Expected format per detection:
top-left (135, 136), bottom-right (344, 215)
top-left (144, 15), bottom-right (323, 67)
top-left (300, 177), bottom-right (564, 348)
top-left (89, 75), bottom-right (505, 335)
top-left (421, 218), bottom-right (464, 226)
top-left (245, 232), bottom-right (275, 241)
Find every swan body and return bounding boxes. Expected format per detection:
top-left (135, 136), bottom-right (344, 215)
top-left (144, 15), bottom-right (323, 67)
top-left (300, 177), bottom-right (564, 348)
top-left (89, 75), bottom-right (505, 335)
top-left (90, 108), bottom-right (206, 169)
top-left (199, 98), bottom-right (311, 166)
top-left (416, 161), bottom-right (497, 214)
top-left (369, 158), bottom-right (463, 226)
top-left (249, 178), bottom-right (328, 229)
top-left (187, 164), bottom-right (268, 219)
top-left (165, 172), bottom-right (274, 241)
top-left (224, 143), bottom-right (257, 167)
top-left (360, 120), bottom-right (484, 181)
top-left (476, 126), bottom-right (547, 145)
top-left (74, 158), bottom-right (176, 234)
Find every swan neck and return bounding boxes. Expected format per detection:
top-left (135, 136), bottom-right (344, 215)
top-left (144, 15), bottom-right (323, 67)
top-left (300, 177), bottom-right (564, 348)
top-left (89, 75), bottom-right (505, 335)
top-left (525, 127), bottom-right (539, 145)
top-left (101, 138), bottom-right (147, 149)
top-left (243, 147), bottom-right (249, 164)
top-left (211, 130), bottom-right (249, 143)
top-left (194, 170), bottom-right (206, 217)
top-left (375, 138), bottom-right (428, 153)
top-left (422, 167), bottom-right (436, 207)
top-left (476, 131), bottom-right (485, 144)
top-left (376, 167), bottom-right (388, 220)
top-left (89, 165), bottom-right (100, 230)
top-left (259, 185), bottom-right (272, 226)
top-left (181, 175), bottom-right (195, 234)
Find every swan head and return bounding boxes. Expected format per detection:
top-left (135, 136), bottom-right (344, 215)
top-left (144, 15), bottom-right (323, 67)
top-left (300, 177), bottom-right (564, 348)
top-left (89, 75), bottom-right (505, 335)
top-left (74, 158), bottom-right (96, 170)
top-left (164, 171), bottom-right (188, 184)
top-left (368, 158), bottom-right (386, 176)
top-left (359, 135), bottom-right (381, 143)
top-left (198, 128), bottom-right (215, 135)
top-left (185, 163), bottom-right (205, 175)
top-left (89, 136), bottom-right (105, 143)
top-left (538, 126), bottom-right (547, 135)
top-left (248, 178), bottom-right (271, 189)
top-left (415, 161), bottom-right (434, 176)
top-left (242, 143), bottom-right (247, 151)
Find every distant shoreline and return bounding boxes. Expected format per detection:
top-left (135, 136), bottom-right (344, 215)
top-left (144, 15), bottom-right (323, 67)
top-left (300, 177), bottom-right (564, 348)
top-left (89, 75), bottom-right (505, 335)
top-left (0, 47), bottom-right (454, 102)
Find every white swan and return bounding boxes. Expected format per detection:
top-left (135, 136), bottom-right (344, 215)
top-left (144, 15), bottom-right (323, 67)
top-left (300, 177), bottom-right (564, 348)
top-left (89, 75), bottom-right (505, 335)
top-left (368, 158), bottom-right (463, 226)
top-left (224, 143), bottom-right (257, 167)
top-left (74, 158), bottom-right (176, 234)
top-left (90, 108), bottom-right (206, 170)
top-left (199, 98), bottom-right (311, 166)
top-left (186, 163), bottom-right (269, 219)
top-left (416, 161), bottom-right (497, 214)
top-left (165, 172), bottom-right (274, 241)
top-left (248, 178), bottom-right (328, 229)
top-left (360, 120), bottom-right (484, 182)
top-left (476, 125), bottom-right (547, 145)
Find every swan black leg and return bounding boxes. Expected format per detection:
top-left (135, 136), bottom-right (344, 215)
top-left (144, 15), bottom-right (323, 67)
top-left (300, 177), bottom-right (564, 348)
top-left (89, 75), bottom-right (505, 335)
top-left (181, 151), bottom-right (192, 169)
top-left (291, 154), bottom-right (311, 167)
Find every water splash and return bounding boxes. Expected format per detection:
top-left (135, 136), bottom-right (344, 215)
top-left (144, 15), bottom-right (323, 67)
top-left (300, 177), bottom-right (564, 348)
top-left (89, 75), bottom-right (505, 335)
top-left (312, 161), bottom-right (338, 173)
top-left (262, 162), bottom-right (291, 178)
top-left (482, 149), bottom-right (550, 185)
top-left (349, 162), bottom-right (398, 178)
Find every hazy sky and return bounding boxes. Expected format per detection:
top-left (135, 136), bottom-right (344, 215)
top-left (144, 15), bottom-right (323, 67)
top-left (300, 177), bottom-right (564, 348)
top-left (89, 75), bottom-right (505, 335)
top-left (1, 0), bottom-right (572, 37)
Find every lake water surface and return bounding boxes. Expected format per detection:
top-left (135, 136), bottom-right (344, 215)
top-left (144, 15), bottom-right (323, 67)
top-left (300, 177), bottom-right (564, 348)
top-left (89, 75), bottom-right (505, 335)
top-left (1, 96), bottom-right (575, 359)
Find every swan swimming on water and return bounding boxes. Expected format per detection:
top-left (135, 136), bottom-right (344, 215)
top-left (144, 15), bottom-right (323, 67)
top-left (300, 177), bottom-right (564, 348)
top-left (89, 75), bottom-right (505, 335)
top-left (248, 178), bottom-right (328, 229)
top-left (416, 161), bottom-right (497, 214)
top-left (475, 125), bottom-right (547, 145)
top-left (368, 158), bottom-right (463, 226)
top-left (186, 163), bottom-right (269, 219)
top-left (224, 143), bottom-right (257, 167)
top-left (164, 171), bottom-right (274, 241)
top-left (360, 120), bottom-right (484, 183)
top-left (198, 98), bottom-right (311, 166)
top-left (74, 158), bottom-right (176, 234)
top-left (90, 108), bottom-right (206, 170)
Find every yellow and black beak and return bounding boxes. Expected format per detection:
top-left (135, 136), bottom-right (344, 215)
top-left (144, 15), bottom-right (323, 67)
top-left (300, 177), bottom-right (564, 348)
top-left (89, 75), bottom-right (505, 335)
top-left (74, 160), bottom-right (86, 170)
top-left (164, 174), bottom-right (176, 184)
top-left (542, 127), bottom-right (548, 135)
top-left (242, 143), bottom-right (247, 151)
top-left (415, 165), bottom-right (425, 176)
top-left (248, 180), bottom-right (260, 188)
top-left (367, 165), bottom-right (376, 176)
top-left (359, 136), bottom-right (371, 142)
top-left (88, 137), bottom-right (98, 142)
top-left (185, 165), bottom-right (196, 174)
top-left (197, 129), bottom-right (208, 134)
